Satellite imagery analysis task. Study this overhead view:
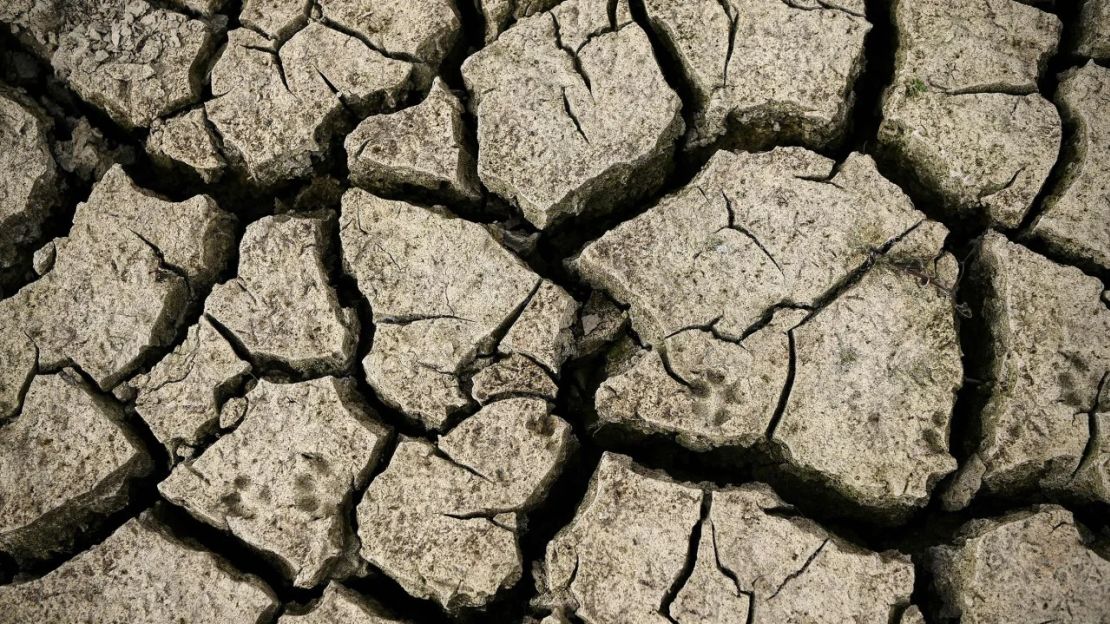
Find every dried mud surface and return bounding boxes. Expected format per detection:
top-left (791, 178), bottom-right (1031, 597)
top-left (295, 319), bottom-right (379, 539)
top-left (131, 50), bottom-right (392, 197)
top-left (0, 1), bottom-right (1108, 623)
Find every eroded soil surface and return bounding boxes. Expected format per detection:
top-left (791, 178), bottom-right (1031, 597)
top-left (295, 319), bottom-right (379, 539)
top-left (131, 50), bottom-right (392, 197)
top-left (0, 0), bottom-right (1108, 623)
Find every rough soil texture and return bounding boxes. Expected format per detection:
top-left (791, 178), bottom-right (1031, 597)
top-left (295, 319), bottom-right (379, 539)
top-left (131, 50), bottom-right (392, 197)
top-left (0, 0), bottom-right (1107, 623)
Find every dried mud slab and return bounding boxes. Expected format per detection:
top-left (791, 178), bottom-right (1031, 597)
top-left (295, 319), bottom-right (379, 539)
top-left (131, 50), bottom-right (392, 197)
top-left (146, 107), bottom-right (226, 183)
top-left (206, 213), bottom-right (359, 376)
top-left (1029, 62), bottom-right (1110, 271)
top-left (0, 327), bottom-right (36, 420)
top-left (346, 78), bottom-right (481, 203)
top-left (954, 233), bottom-right (1110, 506)
top-left (477, 0), bottom-right (561, 43)
top-left (0, 89), bottom-right (59, 280)
top-left (318, 0), bottom-right (461, 77)
top-left (579, 148), bottom-right (960, 516)
top-left (596, 308), bottom-right (800, 452)
top-left (341, 190), bottom-right (578, 429)
top-left (576, 291), bottom-right (628, 358)
top-left (928, 506), bottom-right (1110, 623)
top-left (1078, 0), bottom-right (1110, 60)
top-left (48, 0), bottom-right (214, 129)
top-left (160, 377), bottom-right (390, 588)
top-left (0, 371), bottom-right (151, 564)
top-left (773, 259), bottom-right (961, 517)
top-left (542, 453), bottom-right (914, 624)
top-left (575, 148), bottom-right (925, 343)
top-left (358, 398), bottom-right (573, 611)
top-left (129, 316), bottom-right (252, 456)
top-left (462, 0), bottom-right (683, 228)
top-left (878, 0), bottom-right (1061, 228)
top-left (75, 165), bottom-right (236, 288)
top-left (206, 25), bottom-right (411, 187)
top-left (642, 0), bottom-right (870, 149)
top-left (0, 514), bottom-right (278, 622)
top-left (470, 353), bottom-right (559, 405)
top-left (280, 583), bottom-right (408, 623)
top-left (0, 166), bottom-right (235, 389)
top-left (241, 0), bottom-right (310, 41)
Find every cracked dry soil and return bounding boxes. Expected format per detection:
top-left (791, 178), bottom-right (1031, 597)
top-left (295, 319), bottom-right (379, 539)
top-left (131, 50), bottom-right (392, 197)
top-left (0, 0), bottom-right (1108, 622)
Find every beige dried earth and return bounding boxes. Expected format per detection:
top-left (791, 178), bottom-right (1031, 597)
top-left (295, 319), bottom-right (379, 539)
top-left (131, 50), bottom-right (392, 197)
top-left (0, 0), bottom-right (1107, 622)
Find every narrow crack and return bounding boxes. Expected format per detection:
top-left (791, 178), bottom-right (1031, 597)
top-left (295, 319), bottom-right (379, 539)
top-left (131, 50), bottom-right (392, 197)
top-left (710, 522), bottom-right (757, 624)
top-left (765, 329), bottom-right (797, 440)
top-left (716, 191), bottom-right (785, 276)
top-left (561, 88), bottom-right (590, 143)
top-left (1070, 371), bottom-right (1109, 481)
top-left (126, 227), bottom-right (194, 291)
top-left (658, 490), bottom-right (711, 622)
top-left (767, 538), bottom-right (828, 600)
top-left (714, 0), bottom-right (738, 88)
top-left (550, 14), bottom-right (593, 93)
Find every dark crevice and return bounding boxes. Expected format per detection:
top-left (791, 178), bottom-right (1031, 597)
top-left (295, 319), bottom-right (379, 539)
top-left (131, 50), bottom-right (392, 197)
top-left (764, 330), bottom-right (797, 440)
top-left (148, 501), bottom-right (318, 604)
top-left (715, 0), bottom-right (738, 89)
top-left (626, 0), bottom-right (697, 155)
top-left (839, 0), bottom-right (896, 160)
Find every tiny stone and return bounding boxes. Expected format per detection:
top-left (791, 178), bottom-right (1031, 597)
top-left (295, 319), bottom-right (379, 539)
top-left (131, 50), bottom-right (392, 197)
top-left (219, 395), bottom-right (248, 430)
top-left (575, 291), bottom-right (628, 358)
top-left (31, 239), bottom-right (55, 275)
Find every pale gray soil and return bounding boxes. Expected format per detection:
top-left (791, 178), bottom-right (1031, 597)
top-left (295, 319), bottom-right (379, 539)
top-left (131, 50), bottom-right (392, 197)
top-left (0, 1), bottom-right (1108, 623)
